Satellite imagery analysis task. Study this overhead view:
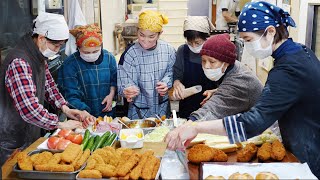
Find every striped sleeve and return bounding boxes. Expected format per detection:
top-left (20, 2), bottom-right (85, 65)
top-left (223, 114), bottom-right (247, 144)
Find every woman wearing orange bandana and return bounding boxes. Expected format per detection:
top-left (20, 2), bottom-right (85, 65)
top-left (58, 24), bottom-right (117, 118)
top-left (117, 10), bottom-right (176, 119)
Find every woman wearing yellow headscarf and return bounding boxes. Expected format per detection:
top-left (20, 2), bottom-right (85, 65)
top-left (58, 24), bottom-right (117, 118)
top-left (118, 10), bottom-right (176, 119)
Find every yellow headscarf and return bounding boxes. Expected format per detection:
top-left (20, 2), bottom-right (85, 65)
top-left (138, 10), bottom-right (169, 32)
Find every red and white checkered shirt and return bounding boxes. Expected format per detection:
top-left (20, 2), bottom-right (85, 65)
top-left (5, 58), bottom-right (67, 130)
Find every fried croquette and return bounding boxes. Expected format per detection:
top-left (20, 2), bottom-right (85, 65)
top-left (95, 164), bottom-right (117, 177)
top-left (17, 152), bottom-right (33, 170)
top-left (78, 169), bottom-right (102, 179)
top-left (34, 164), bottom-right (74, 172)
top-left (94, 148), bottom-right (120, 167)
top-left (141, 156), bottom-right (158, 180)
top-left (237, 143), bottom-right (258, 162)
top-left (61, 143), bottom-right (82, 163)
top-left (117, 153), bottom-right (140, 177)
top-left (48, 153), bottom-right (62, 164)
top-left (228, 172), bottom-right (254, 179)
top-left (85, 158), bottom-right (97, 170)
top-left (32, 151), bottom-right (53, 166)
top-left (271, 140), bottom-right (286, 161)
top-left (211, 148), bottom-right (228, 162)
top-left (30, 153), bottom-right (39, 164)
top-left (129, 150), bottom-right (154, 180)
top-left (151, 157), bottom-right (161, 179)
top-left (75, 149), bottom-right (90, 170)
top-left (71, 150), bottom-right (83, 167)
top-left (257, 142), bottom-right (272, 161)
top-left (116, 148), bottom-right (134, 168)
top-left (90, 154), bottom-right (105, 165)
top-left (188, 144), bottom-right (214, 164)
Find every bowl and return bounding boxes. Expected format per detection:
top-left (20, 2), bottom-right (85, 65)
top-left (124, 120), bottom-right (156, 129)
top-left (133, 0), bottom-right (148, 4)
top-left (119, 128), bottom-right (144, 149)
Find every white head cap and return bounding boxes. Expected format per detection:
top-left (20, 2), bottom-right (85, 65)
top-left (33, 12), bottom-right (69, 40)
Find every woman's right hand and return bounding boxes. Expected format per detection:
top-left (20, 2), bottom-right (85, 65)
top-left (57, 120), bottom-right (83, 130)
top-left (173, 80), bottom-right (185, 100)
top-left (123, 86), bottom-right (140, 102)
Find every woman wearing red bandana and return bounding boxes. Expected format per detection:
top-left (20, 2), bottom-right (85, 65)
top-left (58, 24), bottom-right (117, 118)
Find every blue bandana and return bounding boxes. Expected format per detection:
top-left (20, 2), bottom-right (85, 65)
top-left (238, 1), bottom-right (296, 32)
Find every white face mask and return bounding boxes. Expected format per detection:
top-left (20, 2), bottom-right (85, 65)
top-left (80, 49), bottom-right (101, 62)
top-left (203, 63), bottom-right (225, 81)
top-left (244, 30), bottom-right (274, 59)
top-left (188, 43), bottom-right (204, 54)
top-left (41, 40), bottom-right (58, 58)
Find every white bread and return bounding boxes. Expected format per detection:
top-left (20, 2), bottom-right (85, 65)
top-left (255, 172), bottom-right (279, 180)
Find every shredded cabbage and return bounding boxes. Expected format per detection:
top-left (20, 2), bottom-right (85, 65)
top-left (144, 126), bottom-right (170, 142)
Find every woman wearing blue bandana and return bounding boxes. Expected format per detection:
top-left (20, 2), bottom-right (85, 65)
top-left (165, 1), bottom-right (320, 178)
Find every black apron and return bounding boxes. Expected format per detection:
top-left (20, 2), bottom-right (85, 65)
top-left (179, 45), bottom-right (218, 118)
top-left (0, 33), bottom-right (46, 172)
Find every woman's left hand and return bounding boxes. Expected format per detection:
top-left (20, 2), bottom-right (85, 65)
top-left (102, 94), bottom-right (113, 112)
top-left (61, 105), bottom-right (95, 128)
top-left (156, 82), bottom-right (169, 96)
top-left (200, 88), bottom-right (218, 106)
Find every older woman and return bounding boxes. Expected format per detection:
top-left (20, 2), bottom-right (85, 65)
top-left (172, 16), bottom-right (218, 118)
top-left (58, 24), bottom-right (117, 118)
top-left (117, 10), bottom-right (176, 119)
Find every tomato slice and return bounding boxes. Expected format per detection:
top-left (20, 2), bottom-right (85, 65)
top-left (47, 136), bottom-right (63, 149)
top-left (58, 129), bottom-right (73, 138)
top-left (66, 133), bottom-right (83, 144)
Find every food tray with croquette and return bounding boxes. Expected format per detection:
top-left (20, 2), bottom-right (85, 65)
top-left (13, 148), bottom-right (87, 180)
top-left (76, 147), bottom-right (162, 180)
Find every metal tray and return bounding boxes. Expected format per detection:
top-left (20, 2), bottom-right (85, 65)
top-left (13, 149), bottom-right (85, 179)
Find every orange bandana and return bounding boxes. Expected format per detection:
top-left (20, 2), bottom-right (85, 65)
top-left (70, 24), bottom-right (103, 47)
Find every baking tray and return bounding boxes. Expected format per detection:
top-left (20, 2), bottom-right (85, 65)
top-left (199, 162), bottom-right (318, 180)
top-left (13, 149), bottom-right (85, 179)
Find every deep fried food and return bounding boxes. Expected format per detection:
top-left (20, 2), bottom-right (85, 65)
top-left (103, 146), bottom-right (116, 153)
top-left (75, 149), bottom-right (90, 170)
top-left (17, 152), bottom-right (33, 170)
top-left (30, 154), bottom-right (39, 164)
top-left (228, 172), bottom-right (253, 179)
top-left (151, 157), bottom-right (160, 179)
top-left (211, 148), bottom-right (228, 162)
top-left (205, 175), bottom-right (225, 180)
top-left (257, 142), bottom-right (272, 161)
top-left (237, 143), bottom-right (258, 162)
top-left (48, 153), bottom-right (62, 164)
top-left (94, 148), bottom-right (120, 167)
top-left (115, 147), bottom-right (127, 156)
top-left (255, 172), bottom-right (279, 180)
top-left (188, 144), bottom-right (214, 164)
top-left (130, 150), bottom-right (154, 180)
top-left (95, 164), bottom-right (117, 177)
top-left (78, 169), bottom-right (102, 179)
top-left (34, 164), bottom-right (74, 172)
top-left (141, 156), bottom-right (158, 180)
top-left (271, 140), bottom-right (286, 161)
top-left (85, 158), bottom-right (97, 170)
top-left (32, 151), bottom-right (53, 166)
top-left (116, 148), bottom-right (134, 168)
top-left (90, 154), bottom-right (105, 165)
top-left (71, 150), bottom-right (83, 167)
top-left (117, 153), bottom-right (140, 177)
top-left (61, 143), bottom-right (82, 163)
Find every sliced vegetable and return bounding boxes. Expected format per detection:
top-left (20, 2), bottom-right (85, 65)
top-left (85, 136), bottom-right (95, 151)
top-left (93, 131), bottom-right (111, 151)
top-left (91, 135), bottom-right (101, 151)
top-left (103, 133), bottom-right (117, 147)
top-left (81, 129), bottom-right (90, 150)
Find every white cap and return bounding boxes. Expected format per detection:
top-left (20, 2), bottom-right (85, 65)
top-left (33, 12), bottom-right (69, 40)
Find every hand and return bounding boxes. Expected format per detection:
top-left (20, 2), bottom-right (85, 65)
top-left (57, 120), bottom-right (83, 129)
top-left (62, 105), bottom-right (83, 121)
top-left (102, 94), bottom-right (113, 112)
top-left (79, 110), bottom-right (96, 128)
top-left (165, 121), bottom-right (198, 150)
top-left (200, 89), bottom-right (218, 106)
top-left (172, 80), bottom-right (185, 100)
top-left (156, 82), bottom-right (168, 97)
top-left (123, 86), bottom-right (140, 102)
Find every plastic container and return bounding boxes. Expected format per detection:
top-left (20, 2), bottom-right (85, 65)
top-left (158, 0), bottom-right (188, 9)
top-left (159, 8), bottom-right (188, 17)
top-left (119, 128), bottom-right (144, 149)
